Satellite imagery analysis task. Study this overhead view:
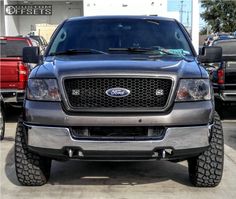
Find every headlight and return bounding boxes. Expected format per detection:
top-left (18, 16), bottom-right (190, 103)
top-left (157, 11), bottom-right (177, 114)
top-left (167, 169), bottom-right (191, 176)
top-left (27, 79), bottom-right (61, 101)
top-left (175, 79), bottom-right (211, 101)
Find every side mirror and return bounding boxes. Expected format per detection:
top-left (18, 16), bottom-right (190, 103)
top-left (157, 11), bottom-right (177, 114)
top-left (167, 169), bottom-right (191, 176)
top-left (198, 46), bottom-right (222, 63)
top-left (23, 47), bottom-right (40, 64)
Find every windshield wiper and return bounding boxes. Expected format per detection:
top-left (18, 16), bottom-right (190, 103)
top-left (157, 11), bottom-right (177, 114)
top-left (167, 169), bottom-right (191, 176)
top-left (109, 47), bottom-right (192, 61)
top-left (49, 48), bottom-right (108, 56)
top-left (108, 47), bottom-right (149, 52)
top-left (108, 47), bottom-right (175, 55)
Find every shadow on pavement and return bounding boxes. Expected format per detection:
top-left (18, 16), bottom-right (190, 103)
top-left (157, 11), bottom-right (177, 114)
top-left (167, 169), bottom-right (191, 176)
top-left (2, 137), bottom-right (15, 142)
top-left (220, 105), bottom-right (236, 150)
top-left (218, 104), bottom-right (236, 120)
top-left (5, 106), bottom-right (22, 123)
top-left (49, 160), bottom-right (192, 186)
top-left (4, 146), bottom-right (21, 186)
top-left (5, 146), bottom-right (192, 187)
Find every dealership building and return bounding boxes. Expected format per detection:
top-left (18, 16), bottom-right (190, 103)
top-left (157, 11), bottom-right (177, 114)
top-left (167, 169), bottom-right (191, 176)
top-left (0, 0), bottom-right (199, 50)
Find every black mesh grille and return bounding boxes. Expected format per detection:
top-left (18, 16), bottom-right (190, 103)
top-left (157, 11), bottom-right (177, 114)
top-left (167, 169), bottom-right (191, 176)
top-left (64, 78), bottom-right (172, 111)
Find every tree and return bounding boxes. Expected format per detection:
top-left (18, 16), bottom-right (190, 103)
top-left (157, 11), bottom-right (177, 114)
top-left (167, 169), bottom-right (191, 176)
top-left (201, 0), bottom-right (236, 33)
top-left (200, 26), bottom-right (207, 35)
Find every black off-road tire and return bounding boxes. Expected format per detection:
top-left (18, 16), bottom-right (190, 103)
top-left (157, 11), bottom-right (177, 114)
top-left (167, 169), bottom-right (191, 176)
top-left (15, 116), bottom-right (52, 186)
top-left (188, 112), bottom-right (224, 187)
top-left (0, 105), bottom-right (5, 141)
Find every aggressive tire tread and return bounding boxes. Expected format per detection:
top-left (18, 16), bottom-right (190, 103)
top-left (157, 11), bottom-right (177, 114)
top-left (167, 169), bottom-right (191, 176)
top-left (188, 112), bottom-right (224, 187)
top-left (15, 116), bottom-right (51, 186)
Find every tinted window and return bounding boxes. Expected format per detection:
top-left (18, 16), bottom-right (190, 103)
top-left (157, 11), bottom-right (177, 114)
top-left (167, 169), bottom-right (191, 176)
top-left (0, 39), bottom-right (29, 57)
top-left (48, 18), bottom-right (192, 56)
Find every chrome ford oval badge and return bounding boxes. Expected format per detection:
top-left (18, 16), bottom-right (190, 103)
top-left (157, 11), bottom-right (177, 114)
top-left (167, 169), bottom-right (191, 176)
top-left (106, 88), bottom-right (130, 98)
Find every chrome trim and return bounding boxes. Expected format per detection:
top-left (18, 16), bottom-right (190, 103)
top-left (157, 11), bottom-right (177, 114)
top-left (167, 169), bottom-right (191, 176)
top-left (224, 92), bottom-right (236, 96)
top-left (0, 89), bottom-right (25, 93)
top-left (220, 90), bottom-right (236, 101)
top-left (26, 124), bottom-right (209, 151)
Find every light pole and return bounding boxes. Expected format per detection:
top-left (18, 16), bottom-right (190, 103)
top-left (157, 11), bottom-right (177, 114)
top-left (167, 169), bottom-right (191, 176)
top-left (191, 0), bottom-right (200, 53)
top-left (180, 0), bottom-right (184, 23)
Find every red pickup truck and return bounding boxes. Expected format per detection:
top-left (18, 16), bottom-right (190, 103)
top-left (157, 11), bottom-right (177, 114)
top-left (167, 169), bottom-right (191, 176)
top-left (0, 36), bottom-right (32, 104)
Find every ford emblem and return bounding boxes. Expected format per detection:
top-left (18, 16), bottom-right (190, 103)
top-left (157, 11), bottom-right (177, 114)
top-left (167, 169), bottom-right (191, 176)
top-left (106, 88), bottom-right (130, 98)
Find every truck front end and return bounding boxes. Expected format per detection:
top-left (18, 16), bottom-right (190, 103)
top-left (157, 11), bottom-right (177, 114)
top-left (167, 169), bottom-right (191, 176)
top-left (15, 16), bottom-right (224, 187)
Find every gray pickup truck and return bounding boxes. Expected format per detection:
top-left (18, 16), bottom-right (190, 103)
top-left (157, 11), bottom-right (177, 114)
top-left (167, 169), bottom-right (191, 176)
top-left (16, 16), bottom-right (224, 187)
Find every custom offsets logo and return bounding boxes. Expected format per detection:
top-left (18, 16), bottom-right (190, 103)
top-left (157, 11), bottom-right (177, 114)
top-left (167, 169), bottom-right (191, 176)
top-left (5, 5), bottom-right (52, 15)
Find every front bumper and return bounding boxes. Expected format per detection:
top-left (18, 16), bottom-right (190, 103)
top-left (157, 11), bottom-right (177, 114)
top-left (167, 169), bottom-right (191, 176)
top-left (25, 124), bottom-right (210, 160)
top-left (24, 100), bottom-right (213, 160)
top-left (26, 124), bottom-right (209, 151)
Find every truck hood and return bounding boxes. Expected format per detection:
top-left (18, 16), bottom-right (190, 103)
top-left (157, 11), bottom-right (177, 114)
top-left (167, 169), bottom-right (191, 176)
top-left (30, 54), bottom-right (203, 79)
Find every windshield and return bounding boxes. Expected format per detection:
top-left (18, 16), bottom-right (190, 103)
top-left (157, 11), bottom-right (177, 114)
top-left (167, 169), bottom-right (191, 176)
top-left (47, 18), bottom-right (193, 57)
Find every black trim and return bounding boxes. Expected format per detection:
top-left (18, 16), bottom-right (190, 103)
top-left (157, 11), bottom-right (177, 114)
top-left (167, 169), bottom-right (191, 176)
top-left (28, 145), bottom-right (209, 161)
top-left (176, 20), bottom-right (197, 57)
top-left (44, 19), bottom-right (68, 57)
top-left (70, 126), bottom-right (166, 141)
top-left (62, 76), bottom-right (174, 113)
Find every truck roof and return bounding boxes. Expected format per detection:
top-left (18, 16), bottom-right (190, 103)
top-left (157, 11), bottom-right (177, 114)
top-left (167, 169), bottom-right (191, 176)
top-left (67, 15), bottom-right (176, 22)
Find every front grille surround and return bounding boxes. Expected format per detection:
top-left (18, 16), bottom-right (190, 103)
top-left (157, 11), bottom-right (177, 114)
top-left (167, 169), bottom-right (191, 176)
top-left (63, 77), bottom-right (174, 112)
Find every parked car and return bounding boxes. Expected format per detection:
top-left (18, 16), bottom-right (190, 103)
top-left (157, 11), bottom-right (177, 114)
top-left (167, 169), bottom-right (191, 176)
top-left (0, 36), bottom-right (32, 106)
top-left (209, 39), bottom-right (236, 108)
top-left (26, 35), bottom-right (48, 52)
top-left (217, 33), bottom-right (232, 40)
top-left (17, 16), bottom-right (224, 187)
top-left (28, 37), bottom-right (40, 47)
top-left (204, 33), bottom-right (234, 46)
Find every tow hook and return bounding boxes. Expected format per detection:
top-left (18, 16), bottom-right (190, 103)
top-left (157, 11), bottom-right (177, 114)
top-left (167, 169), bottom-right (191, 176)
top-left (152, 149), bottom-right (173, 159)
top-left (78, 151), bottom-right (84, 157)
top-left (162, 150), bottom-right (166, 158)
top-left (67, 148), bottom-right (84, 158)
top-left (68, 149), bottom-right (73, 158)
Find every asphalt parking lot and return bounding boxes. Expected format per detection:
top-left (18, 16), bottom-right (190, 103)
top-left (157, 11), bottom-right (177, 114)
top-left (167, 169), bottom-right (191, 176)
top-left (1, 106), bottom-right (236, 199)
